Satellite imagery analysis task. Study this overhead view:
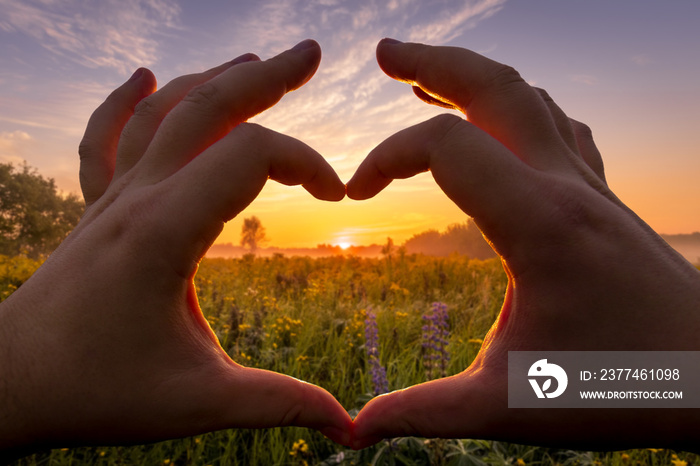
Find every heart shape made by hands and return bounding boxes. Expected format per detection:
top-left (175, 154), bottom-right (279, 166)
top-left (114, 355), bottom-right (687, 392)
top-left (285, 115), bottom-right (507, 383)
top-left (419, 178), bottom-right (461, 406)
top-left (7, 39), bottom-right (696, 458)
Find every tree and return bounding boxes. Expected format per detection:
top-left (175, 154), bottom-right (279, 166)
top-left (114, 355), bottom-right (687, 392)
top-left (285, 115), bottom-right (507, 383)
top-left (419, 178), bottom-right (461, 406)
top-left (380, 237), bottom-right (394, 257)
top-left (0, 162), bottom-right (84, 258)
top-left (403, 219), bottom-right (496, 259)
top-left (446, 219), bottom-right (496, 260)
top-left (240, 216), bottom-right (267, 254)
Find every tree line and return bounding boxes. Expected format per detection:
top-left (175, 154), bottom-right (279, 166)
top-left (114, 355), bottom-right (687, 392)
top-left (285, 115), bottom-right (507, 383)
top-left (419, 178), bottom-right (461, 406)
top-left (0, 163), bottom-right (83, 259)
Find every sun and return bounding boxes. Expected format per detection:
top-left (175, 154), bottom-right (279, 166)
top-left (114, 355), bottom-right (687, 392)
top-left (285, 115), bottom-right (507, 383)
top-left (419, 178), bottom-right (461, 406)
top-left (338, 242), bottom-right (351, 250)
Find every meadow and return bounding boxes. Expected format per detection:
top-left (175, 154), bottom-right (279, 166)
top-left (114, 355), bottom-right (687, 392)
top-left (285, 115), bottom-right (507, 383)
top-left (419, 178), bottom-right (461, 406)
top-left (2, 253), bottom-right (699, 466)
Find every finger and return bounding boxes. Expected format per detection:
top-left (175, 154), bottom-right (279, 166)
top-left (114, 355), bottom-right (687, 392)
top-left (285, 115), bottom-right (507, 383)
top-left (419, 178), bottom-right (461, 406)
top-left (159, 123), bottom-right (345, 271)
top-left (571, 119), bottom-right (607, 183)
top-left (412, 86), bottom-right (458, 110)
top-left (346, 115), bottom-right (538, 255)
top-left (211, 367), bottom-right (353, 446)
top-left (351, 371), bottom-right (498, 449)
top-left (376, 39), bottom-right (577, 172)
top-left (530, 88), bottom-right (606, 183)
top-left (119, 363), bottom-right (352, 446)
top-left (78, 68), bottom-right (156, 207)
top-left (135, 39), bottom-right (322, 185)
top-left (114, 54), bottom-right (260, 180)
top-left (533, 87), bottom-right (579, 155)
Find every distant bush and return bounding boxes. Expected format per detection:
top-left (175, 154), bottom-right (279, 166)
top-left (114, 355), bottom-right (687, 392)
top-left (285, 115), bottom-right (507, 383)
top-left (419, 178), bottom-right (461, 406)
top-left (404, 218), bottom-right (496, 259)
top-left (0, 254), bottom-right (42, 301)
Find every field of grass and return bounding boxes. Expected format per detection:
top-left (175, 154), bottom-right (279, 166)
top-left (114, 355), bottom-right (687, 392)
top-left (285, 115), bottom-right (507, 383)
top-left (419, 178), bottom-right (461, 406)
top-left (3, 253), bottom-right (699, 465)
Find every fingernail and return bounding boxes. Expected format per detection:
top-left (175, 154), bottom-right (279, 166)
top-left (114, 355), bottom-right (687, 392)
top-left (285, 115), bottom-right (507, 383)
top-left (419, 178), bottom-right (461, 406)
top-left (381, 38), bottom-right (403, 45)
top-left (230, 53), bottom-right (259, 65)
top-left (128, 67), bottom-right (145, 82)
top-left (291, 39), bottom-right (318, 52)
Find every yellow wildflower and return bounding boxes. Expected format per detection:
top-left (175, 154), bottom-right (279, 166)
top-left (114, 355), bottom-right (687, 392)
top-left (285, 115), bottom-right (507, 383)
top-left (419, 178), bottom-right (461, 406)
top-left (289, 438), bottom-right (310, 458)
top-left (516, 459), bottom-right (526, 466)
top-left (620, 453), bottom-right (629, 462)
top-left (671, 454), bottom-right (688, 466)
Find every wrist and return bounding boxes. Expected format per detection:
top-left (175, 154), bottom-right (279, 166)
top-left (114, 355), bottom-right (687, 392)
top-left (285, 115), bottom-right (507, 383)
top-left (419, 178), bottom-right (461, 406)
top-left (0, 292), bottom-right (46, 459)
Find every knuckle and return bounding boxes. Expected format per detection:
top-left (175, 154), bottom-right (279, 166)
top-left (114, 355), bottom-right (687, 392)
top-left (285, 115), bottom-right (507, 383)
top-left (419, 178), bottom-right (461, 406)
top-left (483, 63), bottom-right (526, 98)
top-left (430, 113), bottom-right (464, 129)
top-left (421, 114), bottom-right (472, 175)
top-left (108, 188), bottom-right (164, 249)
top-left (533, 86), bottom-right (554, 102)
top-left (183, 81), bottom-right (225, 114)
top-left (429, 113), bottom-right (469, 148)
top-left (572, 119), bottom-right (594, 140)
top-left (535, 181), bottom-right (601, 247)
top-left (225, 123), bottom-right (272, 169)
top-left (489, 63), bottom-right (524, 86)
top-left (132, 94), bottom-right (161, 120)
top-left (233, 122), bottom-right (267, 143)
top-left (77, 137), bottom-right (94, 161)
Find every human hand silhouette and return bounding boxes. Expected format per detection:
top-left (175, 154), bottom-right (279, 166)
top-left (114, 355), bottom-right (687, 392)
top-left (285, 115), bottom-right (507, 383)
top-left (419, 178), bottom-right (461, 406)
top-left (0, 40), bottom-right (350, 460)
top-left (3, 36), bottom-right (699, 460)
top-left (347, 39), bottom-right (700, 452)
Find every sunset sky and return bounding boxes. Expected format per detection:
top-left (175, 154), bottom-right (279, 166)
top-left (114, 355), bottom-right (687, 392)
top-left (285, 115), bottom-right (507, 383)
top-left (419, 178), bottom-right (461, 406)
top-left (1, 0), bottom-right (698, 248)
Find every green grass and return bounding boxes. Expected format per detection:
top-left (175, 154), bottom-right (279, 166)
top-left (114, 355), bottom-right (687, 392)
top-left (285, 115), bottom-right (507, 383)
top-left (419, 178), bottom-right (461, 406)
top-left (6, 254), bottom-right (699, 465)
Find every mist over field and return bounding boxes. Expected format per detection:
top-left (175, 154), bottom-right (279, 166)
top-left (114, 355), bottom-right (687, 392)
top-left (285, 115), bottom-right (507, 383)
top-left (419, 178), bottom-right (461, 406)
top-left (207, 219), bottom-right (498, 260)
top-left (662, 233), bottom-right (700, 266)
top-left (208, 221), bottom-right (700, 266)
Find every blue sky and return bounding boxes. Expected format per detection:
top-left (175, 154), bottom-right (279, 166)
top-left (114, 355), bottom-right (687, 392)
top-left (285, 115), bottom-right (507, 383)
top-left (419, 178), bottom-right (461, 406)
top-left (1, 0), bottom-right (698, 247)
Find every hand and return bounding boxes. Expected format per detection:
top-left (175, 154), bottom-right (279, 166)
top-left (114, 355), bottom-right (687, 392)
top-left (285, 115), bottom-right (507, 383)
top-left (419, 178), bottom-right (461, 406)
top-left (348, 39), bottom-right (700, 452)
top-left (0, 40), bottom-right (350, 460)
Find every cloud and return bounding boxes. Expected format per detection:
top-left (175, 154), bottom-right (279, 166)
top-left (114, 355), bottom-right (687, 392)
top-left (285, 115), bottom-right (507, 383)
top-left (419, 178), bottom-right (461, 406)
top-left (240, 0), bottom-right (494, 167)
top-left (0, 0), bottom-right (505, 207)
top-left (570, 74), bottom-right (599, 86)
top-left (408, 0), bottom-right (506, 44)
top-left (0, 129), bottom-right (33, 165)
top-left (0, 0), bottom-right (181, 74)
top-left (0, 75), bottom-right (119, 138)
top-left (631, 54), bottom-right (652, 66)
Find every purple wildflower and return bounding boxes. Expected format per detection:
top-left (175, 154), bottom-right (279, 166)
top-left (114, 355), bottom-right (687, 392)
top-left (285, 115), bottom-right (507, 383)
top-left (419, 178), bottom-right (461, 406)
top-left (422, 302), bottom-right (450, 380)
top-left (364, 308), bottom-right (389, 395)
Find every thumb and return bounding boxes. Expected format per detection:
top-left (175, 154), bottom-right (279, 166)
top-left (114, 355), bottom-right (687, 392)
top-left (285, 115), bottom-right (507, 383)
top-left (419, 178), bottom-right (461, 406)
top-left (351, 369), bottom-right (502, 449)
top-left (200, 365), bottom-right (353, 446)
